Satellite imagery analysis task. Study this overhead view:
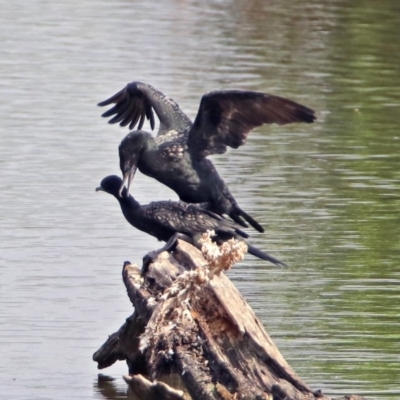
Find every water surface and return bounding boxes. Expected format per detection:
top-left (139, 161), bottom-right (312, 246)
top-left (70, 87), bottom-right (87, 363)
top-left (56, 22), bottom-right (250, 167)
top-left (1, 1), bottom-right (399, 399)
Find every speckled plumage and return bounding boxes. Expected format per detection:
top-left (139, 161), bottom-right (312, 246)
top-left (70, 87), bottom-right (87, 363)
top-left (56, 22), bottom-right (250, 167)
top-left (99, 81), bottom-right (316, 232)
top-left (96, 175), bottom-right (286, 267)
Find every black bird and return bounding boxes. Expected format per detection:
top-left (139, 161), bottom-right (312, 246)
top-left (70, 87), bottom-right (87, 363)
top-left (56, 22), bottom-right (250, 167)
top-left (96, 175), bottom-right (286, 267)
top-left (98, 81), bottom-right (316, 233)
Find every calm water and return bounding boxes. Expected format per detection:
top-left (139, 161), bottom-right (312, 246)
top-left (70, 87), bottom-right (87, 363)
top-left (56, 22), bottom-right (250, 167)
top-left (1, 1), bottom-right (399, 399)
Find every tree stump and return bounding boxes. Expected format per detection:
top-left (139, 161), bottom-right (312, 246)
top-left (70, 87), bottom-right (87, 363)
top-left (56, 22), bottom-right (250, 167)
top-left (93, 234), bottom-right (367, 400)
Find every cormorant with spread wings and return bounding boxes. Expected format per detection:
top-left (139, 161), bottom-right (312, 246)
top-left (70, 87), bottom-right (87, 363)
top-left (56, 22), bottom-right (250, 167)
top-left (98, 81), bottom-right (315, 232)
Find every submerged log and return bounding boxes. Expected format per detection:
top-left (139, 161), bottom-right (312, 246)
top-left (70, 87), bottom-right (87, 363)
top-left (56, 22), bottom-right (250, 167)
top-left (93, 234), bottom-right (367, 400)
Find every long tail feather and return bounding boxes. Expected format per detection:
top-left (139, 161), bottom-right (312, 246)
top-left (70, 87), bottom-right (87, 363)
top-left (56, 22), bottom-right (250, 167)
top-left (247, 244), bottom-right (287, 267)
top-left (230, 206), bottom-right (264, 233)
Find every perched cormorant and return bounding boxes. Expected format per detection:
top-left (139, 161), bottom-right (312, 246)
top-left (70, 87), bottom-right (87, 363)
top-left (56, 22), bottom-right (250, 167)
top-left (98, 82), bottom-right (316, 232)
top-left (96, 175), bottom-right (286, 267)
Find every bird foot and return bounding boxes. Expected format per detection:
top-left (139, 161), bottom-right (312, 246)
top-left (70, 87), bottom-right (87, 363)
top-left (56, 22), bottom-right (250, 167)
top-left (142, 251), bottom-right (160, 275)
top-left (141, 233), bottom-right (191, 276)
top-left (141, 239), bottom-right (179, 275)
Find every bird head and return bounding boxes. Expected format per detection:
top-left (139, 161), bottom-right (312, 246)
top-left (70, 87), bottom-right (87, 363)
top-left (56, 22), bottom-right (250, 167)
top-left (96, 175), bottom-right (126, 198)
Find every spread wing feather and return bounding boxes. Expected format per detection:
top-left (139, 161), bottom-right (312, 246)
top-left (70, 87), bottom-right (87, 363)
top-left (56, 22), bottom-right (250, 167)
top-left (187, 90), bottom-right (316, 159)
top-left (98, 81), bottom-right (191, 135)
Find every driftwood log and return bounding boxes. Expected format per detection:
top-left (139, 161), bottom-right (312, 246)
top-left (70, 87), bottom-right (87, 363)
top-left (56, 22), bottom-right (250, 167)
top-left (93, 234), bottom-right (367, 400)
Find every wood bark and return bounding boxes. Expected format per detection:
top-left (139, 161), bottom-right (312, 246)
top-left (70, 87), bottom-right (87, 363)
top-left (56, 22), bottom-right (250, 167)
top-left (93, 236), bottom-right (367, 400)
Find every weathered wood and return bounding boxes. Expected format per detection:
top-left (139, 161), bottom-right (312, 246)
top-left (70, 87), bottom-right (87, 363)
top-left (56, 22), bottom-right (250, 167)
top-left (93, 235), bottom-right (367, 400)
top-left (123, 374), bottom-right (185, 400)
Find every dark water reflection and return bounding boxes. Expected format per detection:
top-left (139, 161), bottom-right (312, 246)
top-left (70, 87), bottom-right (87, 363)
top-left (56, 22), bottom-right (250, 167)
top-left (1, 1), bottom-right (399, 399)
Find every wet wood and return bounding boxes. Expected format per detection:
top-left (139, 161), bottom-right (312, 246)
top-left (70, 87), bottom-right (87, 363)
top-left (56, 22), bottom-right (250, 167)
top-left (123, 374), bottom-right (185, 400)
top-left (93, 236), bottom-right (367, 400)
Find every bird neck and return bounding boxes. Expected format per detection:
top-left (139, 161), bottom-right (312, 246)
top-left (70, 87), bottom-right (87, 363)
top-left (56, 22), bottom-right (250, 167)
top-left (132, 131), bottom-right (156, 152)
top-left (119, 193), bottom-right (141, 210)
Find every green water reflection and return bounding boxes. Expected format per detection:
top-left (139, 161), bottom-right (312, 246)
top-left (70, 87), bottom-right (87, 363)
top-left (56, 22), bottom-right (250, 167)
top-left (225, 1), bottom-right (400, 398)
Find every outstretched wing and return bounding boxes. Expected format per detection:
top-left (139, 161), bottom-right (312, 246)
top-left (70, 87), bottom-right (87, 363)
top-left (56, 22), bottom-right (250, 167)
top-left (98, 81), bottom-right (192, 136)
top-left (187, 90), bottom-right (316, 159)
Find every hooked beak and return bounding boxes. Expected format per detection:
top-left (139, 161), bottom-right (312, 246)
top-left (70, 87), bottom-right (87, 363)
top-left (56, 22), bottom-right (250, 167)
top-left (119, 165), bottom-right (137, 197)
